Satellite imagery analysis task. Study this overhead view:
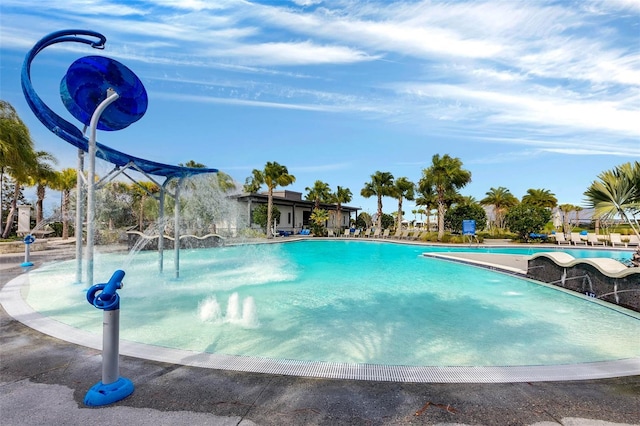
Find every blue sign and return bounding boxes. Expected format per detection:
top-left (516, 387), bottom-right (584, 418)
top-left (462, 220), bottom-right (476, 236)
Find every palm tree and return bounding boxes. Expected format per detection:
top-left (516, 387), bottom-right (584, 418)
top-left (2, 158), bottom-right (36, 239)
top-left (179, 160), bottom-right (206, 168)
top-left (480, 187), bottom-right (519, 231)
top-left (415, 185), bottom-right (437, 232)
top-left (245, 161), bottom-right (295, 238)
top-left (50, 168), bottom-right (77, 239)
top-left (309, 208), bottom-right (329, 236)
top-left (305, 180), bottom-right (331, 210)
top-left (28, 151), bottom-right (58, 226)
top-left (522, 188), bottom-right (557, 209)
top-left (216, 171), bottom-right (237, 193)
top-left (331, 186), bottom-right (352, 231)
top-left (361, 171), bottom-right (395, 230)
top-left (573, 205), bottom-right (584, 227)
top-left (558, 203), bottom-right (575, 234)
top-left (585, 162), bottom-right (640, 240)
top-left (129, 181), bottom-right (160, 231)
top-left (419, 154), bottom-right (472, 241)
top-left (391, 177), bottom-right (415, 230)
top-left (1, 100), bottom-right (36, 235)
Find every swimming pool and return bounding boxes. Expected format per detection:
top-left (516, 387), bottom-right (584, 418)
top-left (19, 240), bottom-right (639, 373)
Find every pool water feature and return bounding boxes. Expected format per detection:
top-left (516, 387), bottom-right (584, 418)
top-left (22, 240), bottom-right (640, 368)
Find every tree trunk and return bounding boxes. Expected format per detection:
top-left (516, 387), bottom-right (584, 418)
top-left (267, 187), bottom-right (274, 238)
top-left (36, 184), bottom-right (45, 225)
top-left (397, 198), bottom-right (403, 229)
top-left (1, 184), bottom-right (20, 238)
top-left (376, 195), bottom-right (383, 230)
top-left (437, 202), bottom-right (445, 241)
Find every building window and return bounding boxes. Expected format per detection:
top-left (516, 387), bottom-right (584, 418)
top-left (288, 212), bottom-right (291, 224)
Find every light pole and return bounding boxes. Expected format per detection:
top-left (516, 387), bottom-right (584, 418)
top-left (85, 88), bottom-right (119, 286)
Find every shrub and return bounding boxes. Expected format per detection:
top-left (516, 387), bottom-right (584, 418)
top-left (444, 204), bottom-right (487, 233)
top-left (505, 204), bottom-right (551, 241)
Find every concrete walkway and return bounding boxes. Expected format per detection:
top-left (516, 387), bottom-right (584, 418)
top-left (1, 239), bottom-right (639, 425)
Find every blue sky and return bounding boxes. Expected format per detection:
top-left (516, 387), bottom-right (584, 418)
top-left (1, 0), bottom-right (639, 218)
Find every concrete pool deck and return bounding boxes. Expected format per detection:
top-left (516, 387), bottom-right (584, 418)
top-left (1, 239), bottom-right (639, 425)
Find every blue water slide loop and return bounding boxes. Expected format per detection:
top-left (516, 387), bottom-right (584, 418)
top-left (23, 234), bottom-right (36, 244)
top-left (86, 270), bottom-right (125, 311)
top-left (21, 30), bottom-right (108, 151)
top-left (20, 29), bottom-right (219, 179)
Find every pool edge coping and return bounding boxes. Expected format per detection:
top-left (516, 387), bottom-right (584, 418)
top-left (3, 272), bottom-right (639, 384)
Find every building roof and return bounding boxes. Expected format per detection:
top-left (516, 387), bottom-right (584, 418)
top-left (236, 192), bottom-right (360, 213)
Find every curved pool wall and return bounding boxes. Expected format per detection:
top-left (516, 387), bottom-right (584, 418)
top-left (3, 240), bottom-right (639, 383)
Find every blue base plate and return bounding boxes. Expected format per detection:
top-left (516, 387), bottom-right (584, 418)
top-left (84, 377), bottom-right (134, 407)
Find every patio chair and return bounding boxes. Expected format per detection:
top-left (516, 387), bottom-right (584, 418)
top-left (626, 234), bottom-right (640, 247)
top-left (586, 233), bottom-right (605, 246)
top-left (570, 232), bottom-right (587, 246)
top-left (372, 228), bottom-right (381, 238)
top-left (353, 229), bottom-right (361, 238)
top-left (553, 233), bottom-right (571, 245)
top-left (362, 228), bottom-right (371, 238)
top-left (609, 233), bottom-right (626, 247)
top-left (382, 229), bottom-right (390, 238)
top-left (392, 228), bottom-right (403, 239)
top-left (327, 229), bottom-right (335, 237)
top-left (343, 229), bottom-right (350, 237)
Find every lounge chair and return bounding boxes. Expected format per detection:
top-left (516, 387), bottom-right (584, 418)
top-left (392, 229), bottom-right (403, 239)
top-left (609, 233), bottom-right (625, 247)
top-left (353, 229), bottom-right (361, 238)
top-left (362, 228), bottom-right (371, 238)
top-left (570, 232), bottom-right (587, 246)
top-left (381, 229), bottom-right (390, 238)
top-left (400, 229), bottom-right (411, 239)
top-left (372, 228), bottom-right (381, 238)
top-left (586, 233), bottom-right (605, 246)
top-left (327, 229), bottom-right (335, 237)
top-left (627, 234), bottom-right (640, 247)
top-left (411, 231), bottom-right (424, 240)
top-left (343, 229), bottom-right (350, 237)
top-left (553, 233), bottom-right (571, 245)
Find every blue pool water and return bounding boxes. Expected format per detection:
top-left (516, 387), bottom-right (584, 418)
top-left (24, 240), bottom-right (639, 367)
top-left (416, 244), bottom-right (633, 262)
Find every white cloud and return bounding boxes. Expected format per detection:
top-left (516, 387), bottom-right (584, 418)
top-left (399, 82), bottom-right (640, 136)
top-left (220, 41), bottom-right (380, 66)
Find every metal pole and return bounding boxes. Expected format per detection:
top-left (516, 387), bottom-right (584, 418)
top-left (102, 309), bottom-right (120, 384)
top-left (174, 177), bottom-right (184, 279)
top-left (86, 89), bottom-right (119, 286)
top-left (75, 149), bottom-right (84, 283)
top-left (158, 185), bottom-right (165, 274)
